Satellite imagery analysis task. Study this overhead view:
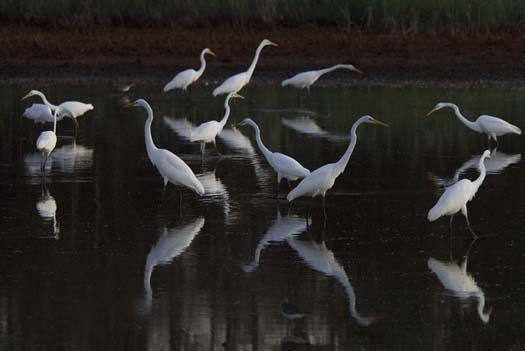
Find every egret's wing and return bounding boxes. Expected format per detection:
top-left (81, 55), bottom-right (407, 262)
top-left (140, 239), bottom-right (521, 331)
top-left (163, 116), bottom-right (195, 141)
top-left (428, 257), bottom-right (478, 294)
top-left (271, 152), bottom-right (310, 178)
top-left (164, 69), bottom-right (196, 91)
top-left (191, 121), bottom-right (220, 142)
top-left (213, 72), bottom-right (246, 95)
top-left (478, 115), bottom-right (521, 135)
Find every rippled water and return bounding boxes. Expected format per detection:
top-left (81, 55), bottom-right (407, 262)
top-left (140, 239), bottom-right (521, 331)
top-left (1, 82), bottom-right (525, 350)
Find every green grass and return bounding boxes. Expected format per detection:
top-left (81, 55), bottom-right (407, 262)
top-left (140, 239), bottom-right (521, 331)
top-left (1, 0), bottom-right (525, 32)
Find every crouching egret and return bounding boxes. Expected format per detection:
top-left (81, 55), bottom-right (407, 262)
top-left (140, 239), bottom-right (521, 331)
top-left (128, 99), bottom-right (205, 195)
top-left (36, 107), bottom-right (67, 175)
top-left (287, 116), bottom-right (388, 211)
top-left (281, 64), bottom-right (362, 91)
top-left (427, 103), bottom-right (521, 143)
top-left (239, 118), bottom-right (310, 195)
top-left (427, 150), bottom-right (491, 235)
top-left (163, 48), bottom-right (216, 92)
top-left (22, 90), bottom-right (94, 128)
top-left (212, 39), bottom-right (278, 96)
top-left (190, 92), bottom-right (244, 156)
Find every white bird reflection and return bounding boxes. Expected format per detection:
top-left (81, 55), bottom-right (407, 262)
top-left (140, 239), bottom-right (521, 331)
top-left (197, 169), bottom-right (231, 221)
top-left (143, 217), bottom-right (205, 312)
top-left (282, 117), bottom-right (348, 142)
top-left (286, 235), bottom-right (378, 326)
top-left (36, 180), bottom-right (59, 239)
top-left (428, 239), bottom-right (492, 323)
top-left (242, 210), bottom-right (306, 273)
top-left (430, 148), bottom-right (521, 190)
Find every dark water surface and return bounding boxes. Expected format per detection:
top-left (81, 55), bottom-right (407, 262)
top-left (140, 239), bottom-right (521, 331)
top-left (1, 83), bottom-right (525, 350)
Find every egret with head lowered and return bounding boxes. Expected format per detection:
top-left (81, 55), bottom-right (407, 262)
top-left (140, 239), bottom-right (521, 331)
top-left (189, 92), bottom-right (244, 156)
top-left (163, 48), bottom-right (216, 92)
top-left (282, 64), bottom-right (362, 92)
top-left (287, 116), bottom-right (388, 211)
top-left (239, 118), bottom-right (310, 195)
top-left (427, 150), bottom-right (491, 236)
top-left (128, 99), bottom-right (204, 196)
top-left (212, 39), bottom-right (278, 96)
top-left (427, 103), bottom-right (521, 144)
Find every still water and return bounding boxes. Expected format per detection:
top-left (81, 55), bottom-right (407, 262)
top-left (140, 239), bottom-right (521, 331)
top-left (1, 82), bottom-right (525, 350)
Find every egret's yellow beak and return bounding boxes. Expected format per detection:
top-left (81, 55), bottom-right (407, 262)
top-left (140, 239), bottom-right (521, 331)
top-left (269, 41), bottom-right (279, 47)
top-left (21, 93), bottom-right (32, 101)
top-left (233, 93), bottom-right (245, 99)
top-left (371, 119), bottom-right (389, 127)
top-left (426, 107), bottom-right (439, 117)
top-left (209, 50), bottom-right (217, 57)
top-left (353, 67), bottom-right (363, 73)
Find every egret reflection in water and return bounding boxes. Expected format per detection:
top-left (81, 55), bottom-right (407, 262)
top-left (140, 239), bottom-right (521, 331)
top-left (143, 217), bottom-right (205, 312)
top-left (36, 180), bottom-right (59, 239)
top-left (282, 116), bottom-right (348, 142)
top-left (242, 210), bottom-right (306, 273)
top-left (428, 239), bottom-right (492, 323)
top-left (197, 167), bottom-right (232, 221)
top-left (286, 234), bottom-right (378, 326)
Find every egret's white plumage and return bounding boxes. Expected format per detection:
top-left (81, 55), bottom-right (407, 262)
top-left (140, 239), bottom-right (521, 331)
top-left (282, 116), bottom-right (348, 142)
top-left (427, 150), bottom-right (491, 228)
top-left (190, 92), bottom-right (243, 155)
top-left (130, 99), bottom-right (204, 195)
top-left (281, 64), bottom-right (361, 90)
top-left (163, 48), bottom-right (216, 92)
top-left (287, 116), bottom-right (388, 205)
top-left (427, 102), bottom-right (521, 143)
top-left (240, 118), bottom-right (310, 189)
top-left (212, 39), bottom-right (277, 96)
top-left (36, 107), bottom-right (64, 175)
top-left (23, 104), bottom-right (63, 124)
top-left (36, 181), bottom-right (60, 237)
top-left (22, 90), bottom-right (94, 127)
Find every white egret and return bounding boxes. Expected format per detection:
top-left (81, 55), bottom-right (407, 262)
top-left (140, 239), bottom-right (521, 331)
top-left (22, 90), bottom-right (94, 128)
top-left (281, 64), bottom-right (362, 91)
top-left (190, 92), bottom-right (244, 156)
top-left (287, 116), bottom-right (388, 209)
top-left (22, 103), bottom-right (63, 124)
top-left (128, 99), bottom-right (205, 195)
top-left (427, 150), bottom-right (491, 233)
top-left (240, 118), bottom-right (310, 194)
top-left (36, 181), bottom-right (60, 238)
top-left (282, 116), bottom-right (348, 142)
top-left (36, 107), bottom-right (63, 175)
top-left (163, 48), bottom-right (216, 92)
top-left (427, 102), bottom-right (521, 143)
top-left (428, 240), bottom-right (491, 323)
top-left (212, 39), bottom-right (278, 96)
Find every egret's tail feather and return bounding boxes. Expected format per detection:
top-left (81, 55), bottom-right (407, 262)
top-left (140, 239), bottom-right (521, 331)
top-left (281, 79), bottom-right (290, 87)
top-left (286, 187), bottom-right (300, 202)
top-left (427, 206), bottom-right (442, 222)
top-left (163, 81), bottom-right (176, 93)
top-left (511, 125), bottom-right (522, 135)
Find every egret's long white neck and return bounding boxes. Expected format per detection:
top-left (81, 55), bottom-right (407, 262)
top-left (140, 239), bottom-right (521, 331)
top-left (246, 43), bottom-right (266, 83)
top-left (142, 103), bottom-right (158, 160)
top-left (52, 108), bottom-right (58, 134)
top-left (446, 103), bottom-right (481, 133)
top-left (219, 95), bottom-right (233, 130)
top-left (318, 64), bottom-right (349, 76)
top-left (196, 50), bottom-right (208, 77)
top-left (336, 264), bottom-right (374, 326)
top-left (476, 293), bottom-right (490, 323)
top-left (472, 153), bottom-right (489, 191)
top-left (335, 118), bottom-right (366, 174)
top-left (246, 120), bottom-right (273, 161)
top-left (35, 91), bottom-right (58, 110)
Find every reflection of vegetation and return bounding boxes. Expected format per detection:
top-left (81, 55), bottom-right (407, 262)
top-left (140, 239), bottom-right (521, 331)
top-left (0, 0), bottom-right (524, 31)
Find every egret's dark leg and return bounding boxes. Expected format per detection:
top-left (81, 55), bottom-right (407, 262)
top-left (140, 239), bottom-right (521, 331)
top-left (275, 176), bottom-right (281, 199)
top-left (213, 140), bottom-right (222, 156)
top-left (461, 206), bottom-right (477, 238)
top-left (449, 214), bottom-right (455, 231)
top-left (322, 196), bottom-right (327, 219)
top-left (200, 143), bottom-right (205, 158)
top-left (287, 179), bottom-right (292, 189)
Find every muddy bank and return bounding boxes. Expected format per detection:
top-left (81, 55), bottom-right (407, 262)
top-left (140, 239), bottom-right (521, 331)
top-left (2, 26), bottom-right (525, 86)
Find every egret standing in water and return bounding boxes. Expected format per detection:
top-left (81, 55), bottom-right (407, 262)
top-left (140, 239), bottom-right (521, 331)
top-left (239, 118), bottom-right (310, 195)
top-left (128, 99), bottom-right (205, 195)
top-left (427, 103), bottom-right (521, 144)
top-left (22, 103), bottom-right (60, 124)
top-left (212, 39), bottom-right (278, 96)
top-left (287, 116), bottom-right (388, 212)
top-left (281, 64), bottom-right (362, 92)
top-left (163, 48), bottom-right (216, 92)
top-left (427, 150), bottom-right (491, 235)
top-left (36, 107), bottom-right (66, 175)
top-left (190, 92), bottom-right (244, 156)
top-left (22, 90), bottom-right (94, 129)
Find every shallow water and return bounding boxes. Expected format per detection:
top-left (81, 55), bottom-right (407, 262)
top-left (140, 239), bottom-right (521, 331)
top-left (1, 82), bottom-right (525, 350)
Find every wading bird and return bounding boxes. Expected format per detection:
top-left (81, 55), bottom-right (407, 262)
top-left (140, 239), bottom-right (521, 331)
top-left (163, 48), bottom-right (216, 92)
top-left (286, 116), bottom-right (388, 211)
top-left (427, 150), bottom-right (491, 235)
top-left (22, 90), bottom-right (94, 128)
top-left (239, 118), bottom-right (310, 195)
top-left (212, 39), bottom-right (278, 96)
top-left (36, 107), bottom-right (65, 175)
top-left (128, 99), bottom-right (205, 195)
top-left (427, 103), bottom-right (521, 144)
top-left (281, 64), bottom-right (362, 91)
top-left (190, 92), bottom-right (243, 156)
top-left (22, 103), bottom-right (62, 124)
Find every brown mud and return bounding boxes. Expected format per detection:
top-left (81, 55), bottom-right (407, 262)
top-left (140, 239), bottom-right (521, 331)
top-left (2, 26), bottom-right (525, 86)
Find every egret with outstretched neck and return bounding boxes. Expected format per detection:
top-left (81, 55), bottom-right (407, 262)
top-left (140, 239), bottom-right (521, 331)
top-left (427, 150), bottom-right (491, 235)
top-left (240, 118), bottom-right (310, 195)
top-left (212, 39), bottom-right (278, 96)
top-left (163, 48), bottom-right (216, 92)
top-left (128, 99), bottom-right (204, 195)
top-left (36, 107), bottom-right (64, 175)
top-left (282, 64), bottom-right (362, 91)
top-left (287, 116), bottom-right (388, 211)
top-left (189, 92), bottom-right (244, 156)
top-left (427, 103), bottom-right (521, 143)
